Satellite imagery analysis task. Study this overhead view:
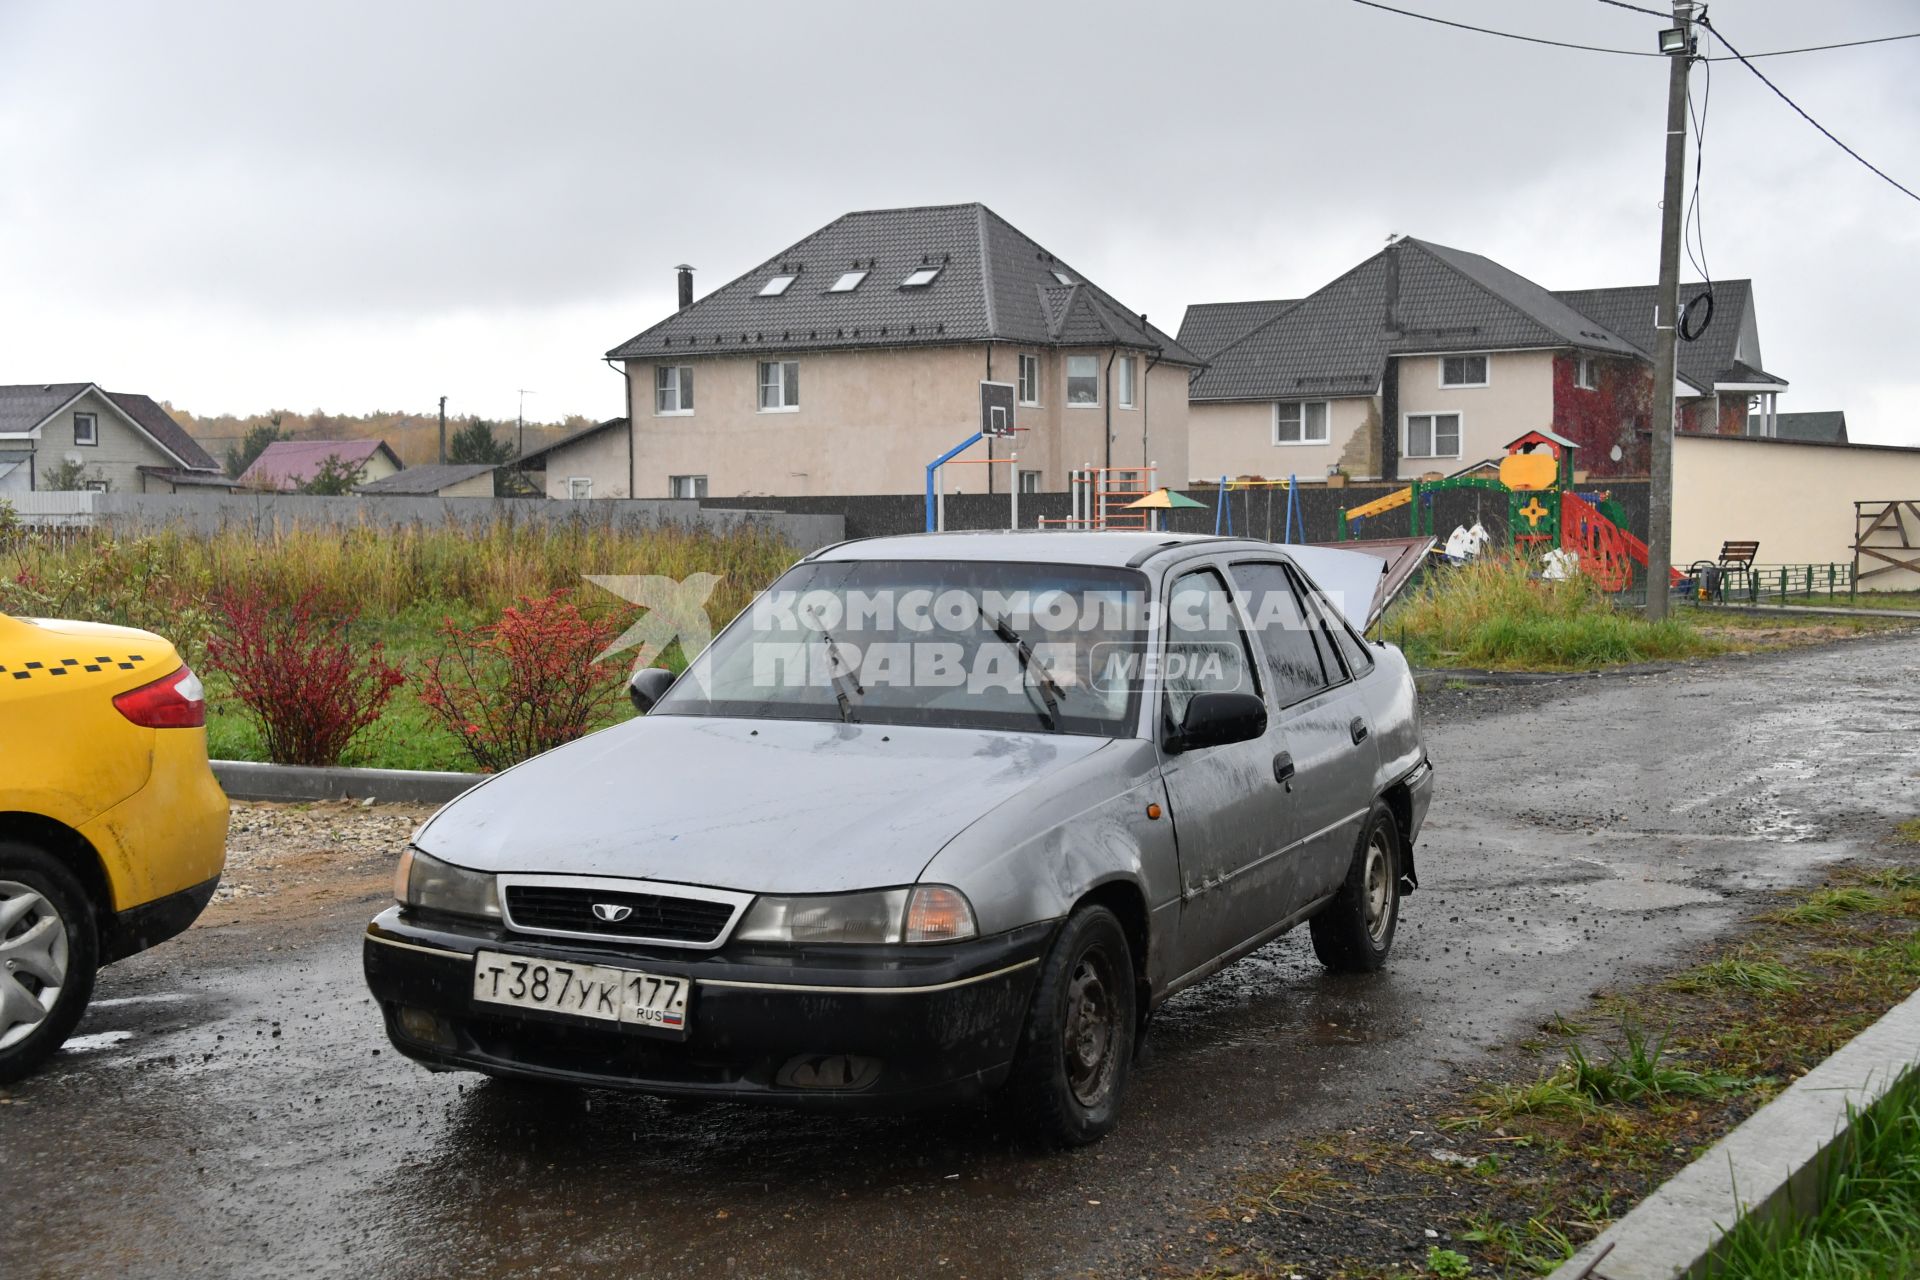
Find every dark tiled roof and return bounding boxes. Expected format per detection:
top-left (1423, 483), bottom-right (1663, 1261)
top-left (105, 391), bottom-right (219, 471)
top-left (0, 382), bottom-right (217, 470)
top-left (1751, 411), bottom-right (1847, 443)
top-left (608, 203), bottom-right (1199, 367)
top-left (1190, 238), bottom-right (1641, 402)
top-left (513, 417), bottom-right (627, 468)
top-left (1177, 300), bottom-right (1297, 359)
top-left (1553, 280), bottom-right (1785, 393)
top-left (355, 463), bottom-right (499, 495)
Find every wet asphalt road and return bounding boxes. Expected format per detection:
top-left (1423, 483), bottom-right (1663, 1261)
top-left (8, 632), bottom-right (1919, 1280)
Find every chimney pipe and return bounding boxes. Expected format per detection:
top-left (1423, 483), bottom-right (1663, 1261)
top-left (675, 264), bottom-right (695, 311)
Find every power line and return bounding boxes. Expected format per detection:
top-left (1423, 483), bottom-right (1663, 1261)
top-left (1591, 0), bottom-right (1668, 18)
top-left (1343, 0), bottom-right (1662, 56)
top-left (1710, 32), bottom-right (1920, 60)
top-left (1702, 15), bottom-right (1920, 204)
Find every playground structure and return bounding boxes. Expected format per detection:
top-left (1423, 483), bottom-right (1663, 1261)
top-left (1037, 465), bottom-right (1159, 532)
top-left (1337, 430), bottom-right (1668, 592)
top-left (1212, 475), bottom-right (1307, 544)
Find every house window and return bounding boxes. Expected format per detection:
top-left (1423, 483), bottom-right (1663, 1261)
top-left (1066, 355), bottom-right (1100, 407)
top-left (900, 265), bottom-right (941, 288)
top-left (1274, 401), bottom-right (1330, 446)
top-left (567, 477), bottom-right (592, 499)
top-left (669, 475), bottom-right (708, 498)
top-left (655, 365), bottom-right (694, 414)
top-left (1017, 469), bottom-right (1042, 494)
top-left (1404, 413), bottom-right (1462, 458)
top-left (84, 480), bottom-right (109, 492)
top-left (828, 270), bottom-right (866, 293)
top-left (73, 413), bottom-right (97, 446)
top-left (758, 360), bottom-right (800, 411)
top-left (1440, 355), bottom-right (1489, 387)
top-left (1116, 356), bottom-right (1137, 408)
top-left (1576, 355), bottom-right (1598, 390)
top-left (1051, 270), bottom-right (1074, 286)
top-left (1018, 353), bottom-right (1041, 405)
top-left (758, 273), bottom-right (797, 296)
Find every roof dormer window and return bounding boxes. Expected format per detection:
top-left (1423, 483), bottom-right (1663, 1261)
top-left (900, 265), bottom-right (941, 288)
top-left (829, 270), bottom-right (867, 293)
top-left (1051, 270), bottom-right (1074, 286)
top-left (759, 273), bottom-right (797, 297)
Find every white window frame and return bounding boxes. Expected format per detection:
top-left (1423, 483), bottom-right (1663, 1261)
top-left (1438, 354), bottom-right (1490, 388)
top-left (1065, 355), bottom-right (1100, 408)
top-left (828, 270), bottom-right (866, 293)
top-left (1018, 353), bottom-right (1041, 406)
top-left (654, 365), bottom-right (694, 416)
top-left (1116, 356), bottom-right (1137, 409)
top-left (759, 273), bottom-right (797, 296)
top-left (1575, 355), bottom-right (1598, 390)
top-left (1051, 269), bottom-right (1074, 286)
top-left (1017, 469), bottom-right (1042, 495)
top-left (567, 477), bottom-right (592, 500)
top-left (1273, 400), bottom-right (1331, 447)
top-left (758, 359), bottom-right (800, 412)
top-left (900, 266), bottom-right (940, 288)
top-left (1403, 412), bottom-right (1463, 460)
top-left (84, 479), bottom-right (109, 492)
top-left (669, 474), bottom-right (708, 499)
top-left (73, 412), bottom-right (97, 446)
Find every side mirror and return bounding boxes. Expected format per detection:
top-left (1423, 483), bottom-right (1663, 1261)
top-left (628, 667), bottom-right (677, 714)
top-left (1167, 691), bottom-right (1267, 753)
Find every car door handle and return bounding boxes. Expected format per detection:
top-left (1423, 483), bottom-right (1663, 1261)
top-left (1349, 717), bottom-right (1370, 745)
top-left (1272, 752), bottom-right (1295, 785)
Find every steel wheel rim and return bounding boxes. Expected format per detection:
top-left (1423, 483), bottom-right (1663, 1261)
top-left (1363, 833), bottom-right (1393, 946)
top-left (0, 880), bottom-right (70, 1052)
top-left (1062, 943), bottom-right (1121, 1109)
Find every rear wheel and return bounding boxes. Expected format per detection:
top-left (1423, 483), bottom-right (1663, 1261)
top-left (1006, 905), bottom-right (1136, 1147)
top-left (1309, 804), bottom-right (1402, 974)
top-left (0, 842), bottom-right (99, 1084)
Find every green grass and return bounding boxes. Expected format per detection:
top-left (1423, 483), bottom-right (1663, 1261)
top-left (1769, 888), bottom-right (1883, 926)
top-left (1715, 1068), bottom-right (1920, 1279)
top-left (1842, 591), bottom-right (1920, 612)
top-left (1381, 556), bottom-right (1721, 671)
top-left (1898, 820), bottom-right (1920, 848)
top-left (1667, 954), bottom-right (1806, 995)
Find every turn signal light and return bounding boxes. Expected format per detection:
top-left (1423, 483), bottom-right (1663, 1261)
top-left (904, 885), bottom-right (977, 943)
top-left (112, 666), bottom-right (206, 729)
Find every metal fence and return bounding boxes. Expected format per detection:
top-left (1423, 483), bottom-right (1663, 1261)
top-left (1690, 562), bottom-right (1858, 605)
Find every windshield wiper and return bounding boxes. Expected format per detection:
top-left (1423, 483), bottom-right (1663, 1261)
top-left (813, 625), bottom-right (864, 723)
top-left (988, 613), bottom-right (1067, 731)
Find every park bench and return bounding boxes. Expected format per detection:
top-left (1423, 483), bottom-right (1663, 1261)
top-left (1716, 540), bottom-right (1759, 599)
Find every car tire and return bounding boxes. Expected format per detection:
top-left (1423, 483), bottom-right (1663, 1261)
top-left (1006, 904), bottom-right (1136, 1147)
top-left (1308, 804), bottom-right (1402, 974)
top-left (0, 842), bottom-right (99, 1084)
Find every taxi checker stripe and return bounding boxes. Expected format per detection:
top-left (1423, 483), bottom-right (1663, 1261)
top-left (2, 653), bottom-right (146, 681)
top-left (364, 933), bottom-right (1040, 996)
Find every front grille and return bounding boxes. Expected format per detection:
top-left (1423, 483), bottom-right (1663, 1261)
top-left (504, 884), bottom-right (734, 944)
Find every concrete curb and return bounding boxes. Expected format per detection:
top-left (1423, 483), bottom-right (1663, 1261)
top-left (1412, 665), bottom-right (1675, 695)
top-left (1548, 986), bottom-right (1920, 1280)
top-left (212, 760), bottom-right (485, 806)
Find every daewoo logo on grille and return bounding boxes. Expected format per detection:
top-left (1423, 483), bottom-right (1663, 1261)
top-left (591, 903), bottom-right (634, 923)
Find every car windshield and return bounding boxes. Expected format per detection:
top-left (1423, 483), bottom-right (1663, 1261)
top-left (652, 558), bottom-right (1151, 737)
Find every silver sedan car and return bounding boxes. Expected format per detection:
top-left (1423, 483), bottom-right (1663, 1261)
top-left (364, 532), bottom-right (1432, 1144)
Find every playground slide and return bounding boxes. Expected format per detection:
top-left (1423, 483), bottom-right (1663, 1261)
top-left (1560, 491), bottom-right (1685, 591)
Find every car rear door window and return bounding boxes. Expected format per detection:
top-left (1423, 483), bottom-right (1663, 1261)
top-left (1286, 564), bottom-right (1367, 682)
top-left (1230, 561), bottom-right (1333, 708)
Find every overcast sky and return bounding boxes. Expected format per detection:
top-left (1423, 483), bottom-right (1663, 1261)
top-left (2, 1), bottom-right (1915, 442)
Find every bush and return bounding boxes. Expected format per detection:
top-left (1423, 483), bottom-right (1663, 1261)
top-left (0, 535), bottom-right (213, 668)
top-left (205, 590), bottom-right (405, 766)
top-left (420, 590), bottom-right (627, 772)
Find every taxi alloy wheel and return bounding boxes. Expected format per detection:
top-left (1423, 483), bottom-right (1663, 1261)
top-left (0, 844), bottom-right (99, 1083)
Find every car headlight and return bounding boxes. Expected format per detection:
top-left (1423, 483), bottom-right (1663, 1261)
top-left (732, 885), bottom-right (977, 944)
top-left (395, 848), bottom-right (501, 920)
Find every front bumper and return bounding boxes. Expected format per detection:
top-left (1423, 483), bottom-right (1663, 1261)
top-left (363, 907), bottom-right (1052, 1106)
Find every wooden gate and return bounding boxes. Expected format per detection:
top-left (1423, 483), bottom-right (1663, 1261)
top-left (1854, 500), bottom-right (1920, 586)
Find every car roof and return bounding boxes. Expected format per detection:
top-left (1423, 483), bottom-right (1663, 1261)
top-left (808, 530), bottom-right (1284, 569)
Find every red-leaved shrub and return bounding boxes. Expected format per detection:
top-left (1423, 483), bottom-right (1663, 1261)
top-left (206, 590), bottom-right (406, 766)
top-left (420, 591), bottom-right (625, 772)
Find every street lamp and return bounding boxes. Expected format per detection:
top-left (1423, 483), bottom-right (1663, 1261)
top-left (1658, 27), bottom-right (1694, 55)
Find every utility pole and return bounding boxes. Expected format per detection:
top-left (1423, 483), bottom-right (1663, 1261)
top-left (1645, 1), bottom-right (1696, 621)
top-left (516, 389), bottom-right (534, 460)
top-left (437, 395), bottom-right (447, 466)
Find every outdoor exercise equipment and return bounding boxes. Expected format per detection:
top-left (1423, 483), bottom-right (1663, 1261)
top-left (1213, 475), bottom-right (1305, 543)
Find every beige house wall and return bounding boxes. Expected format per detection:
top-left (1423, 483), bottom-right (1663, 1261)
top-left (435, 472), bottom-right (496, 498)
top-left (1395, 351), bottom-right (1557, 480)
top-left (542, 427), bottom-right (633, 499)
top-left (1188, 396), bottom-right (1375, 484)
top-left (32, 388), bottom-right (180, 492)
top-left (1673, 435), bottom-right (1920, 591)
top-left (622, 343), bottom-right (1188, 498)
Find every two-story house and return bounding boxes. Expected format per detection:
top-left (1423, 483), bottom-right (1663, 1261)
top-left (0, 382), bottom-right (226, 495)
top-left (602, 203), bottom-right (1201, 498)
top-left (1179, 238), bottom-right (1789, 483)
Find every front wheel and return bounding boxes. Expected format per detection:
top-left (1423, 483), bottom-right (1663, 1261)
top-left (1006, 905), bottom-right (1137, 1147)
top-left (0, 842), bottom-right (99, 1084)
top-left (1308, 804), bottom-right (1402, 973)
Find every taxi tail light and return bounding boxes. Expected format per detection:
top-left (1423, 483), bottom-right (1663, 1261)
top-left (113, 665), bottom-right (207, 729)
top-left (904, 886), bottom-right (977, 943)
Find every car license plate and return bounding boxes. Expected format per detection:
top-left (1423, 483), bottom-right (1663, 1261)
top-left (471, 950), bottom-right (690, 1036)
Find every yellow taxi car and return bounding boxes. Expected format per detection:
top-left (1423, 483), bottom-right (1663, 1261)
top-left (0, 611), bottom-right (228, 1081)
